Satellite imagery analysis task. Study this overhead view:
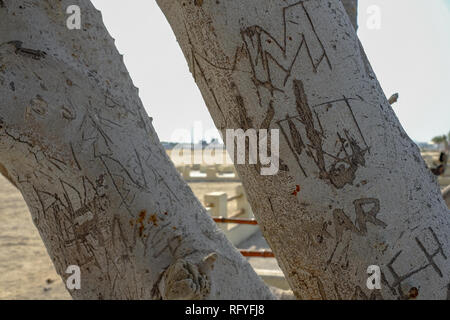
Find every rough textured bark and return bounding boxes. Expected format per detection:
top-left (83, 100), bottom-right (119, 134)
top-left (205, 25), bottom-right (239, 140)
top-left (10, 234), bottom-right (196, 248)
top-left (0, 0), bottom-right (274, 300)
top-left (157, 0), bottom-right (450, 299)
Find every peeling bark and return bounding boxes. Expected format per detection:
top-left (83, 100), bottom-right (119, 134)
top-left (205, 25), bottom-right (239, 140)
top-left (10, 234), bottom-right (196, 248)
top-left (157, 0), bottom-right (450, 299)
top-left (0, 0), bottom-right (274, 300)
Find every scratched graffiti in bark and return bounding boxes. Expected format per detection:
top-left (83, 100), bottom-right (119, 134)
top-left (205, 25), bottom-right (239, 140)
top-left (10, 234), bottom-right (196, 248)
top-left (240, 1), bottom-right (332, 90)
top-left (277, 80), bottom-right (369, 188)
top-left (0, 48), bottom-right (189, 298)
top-left (233, 2), bottom-right (369, 187)
top-left (326, 198), bottom-right (386, 266)
top-left (153, 0), bottom-right (450, 300)
top-left (234, 1), bottom-right (333, 134)
top-left (383, 228), bottom-right (448, 299)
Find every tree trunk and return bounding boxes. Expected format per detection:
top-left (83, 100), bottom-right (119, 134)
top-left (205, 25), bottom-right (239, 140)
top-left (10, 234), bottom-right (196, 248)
top-left (0, 0), bottom-right (274, 300)
top-left (157, 0), bottom-right (450, 299)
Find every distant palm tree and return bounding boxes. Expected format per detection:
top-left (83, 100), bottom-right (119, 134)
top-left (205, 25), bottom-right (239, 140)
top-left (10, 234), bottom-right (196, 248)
top-left (432, 133), bottom-right (449, 151)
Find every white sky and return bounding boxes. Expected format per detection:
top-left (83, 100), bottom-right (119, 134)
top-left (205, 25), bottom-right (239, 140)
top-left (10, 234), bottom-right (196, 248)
top-left (91, 0), bottom-right (450, 143)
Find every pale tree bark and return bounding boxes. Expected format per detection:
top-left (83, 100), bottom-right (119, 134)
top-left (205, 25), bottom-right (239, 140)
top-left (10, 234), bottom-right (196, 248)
top-left (0, 0), bottom-right (274, 300)
top-left (157, 0), bottom-right (450, 299)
